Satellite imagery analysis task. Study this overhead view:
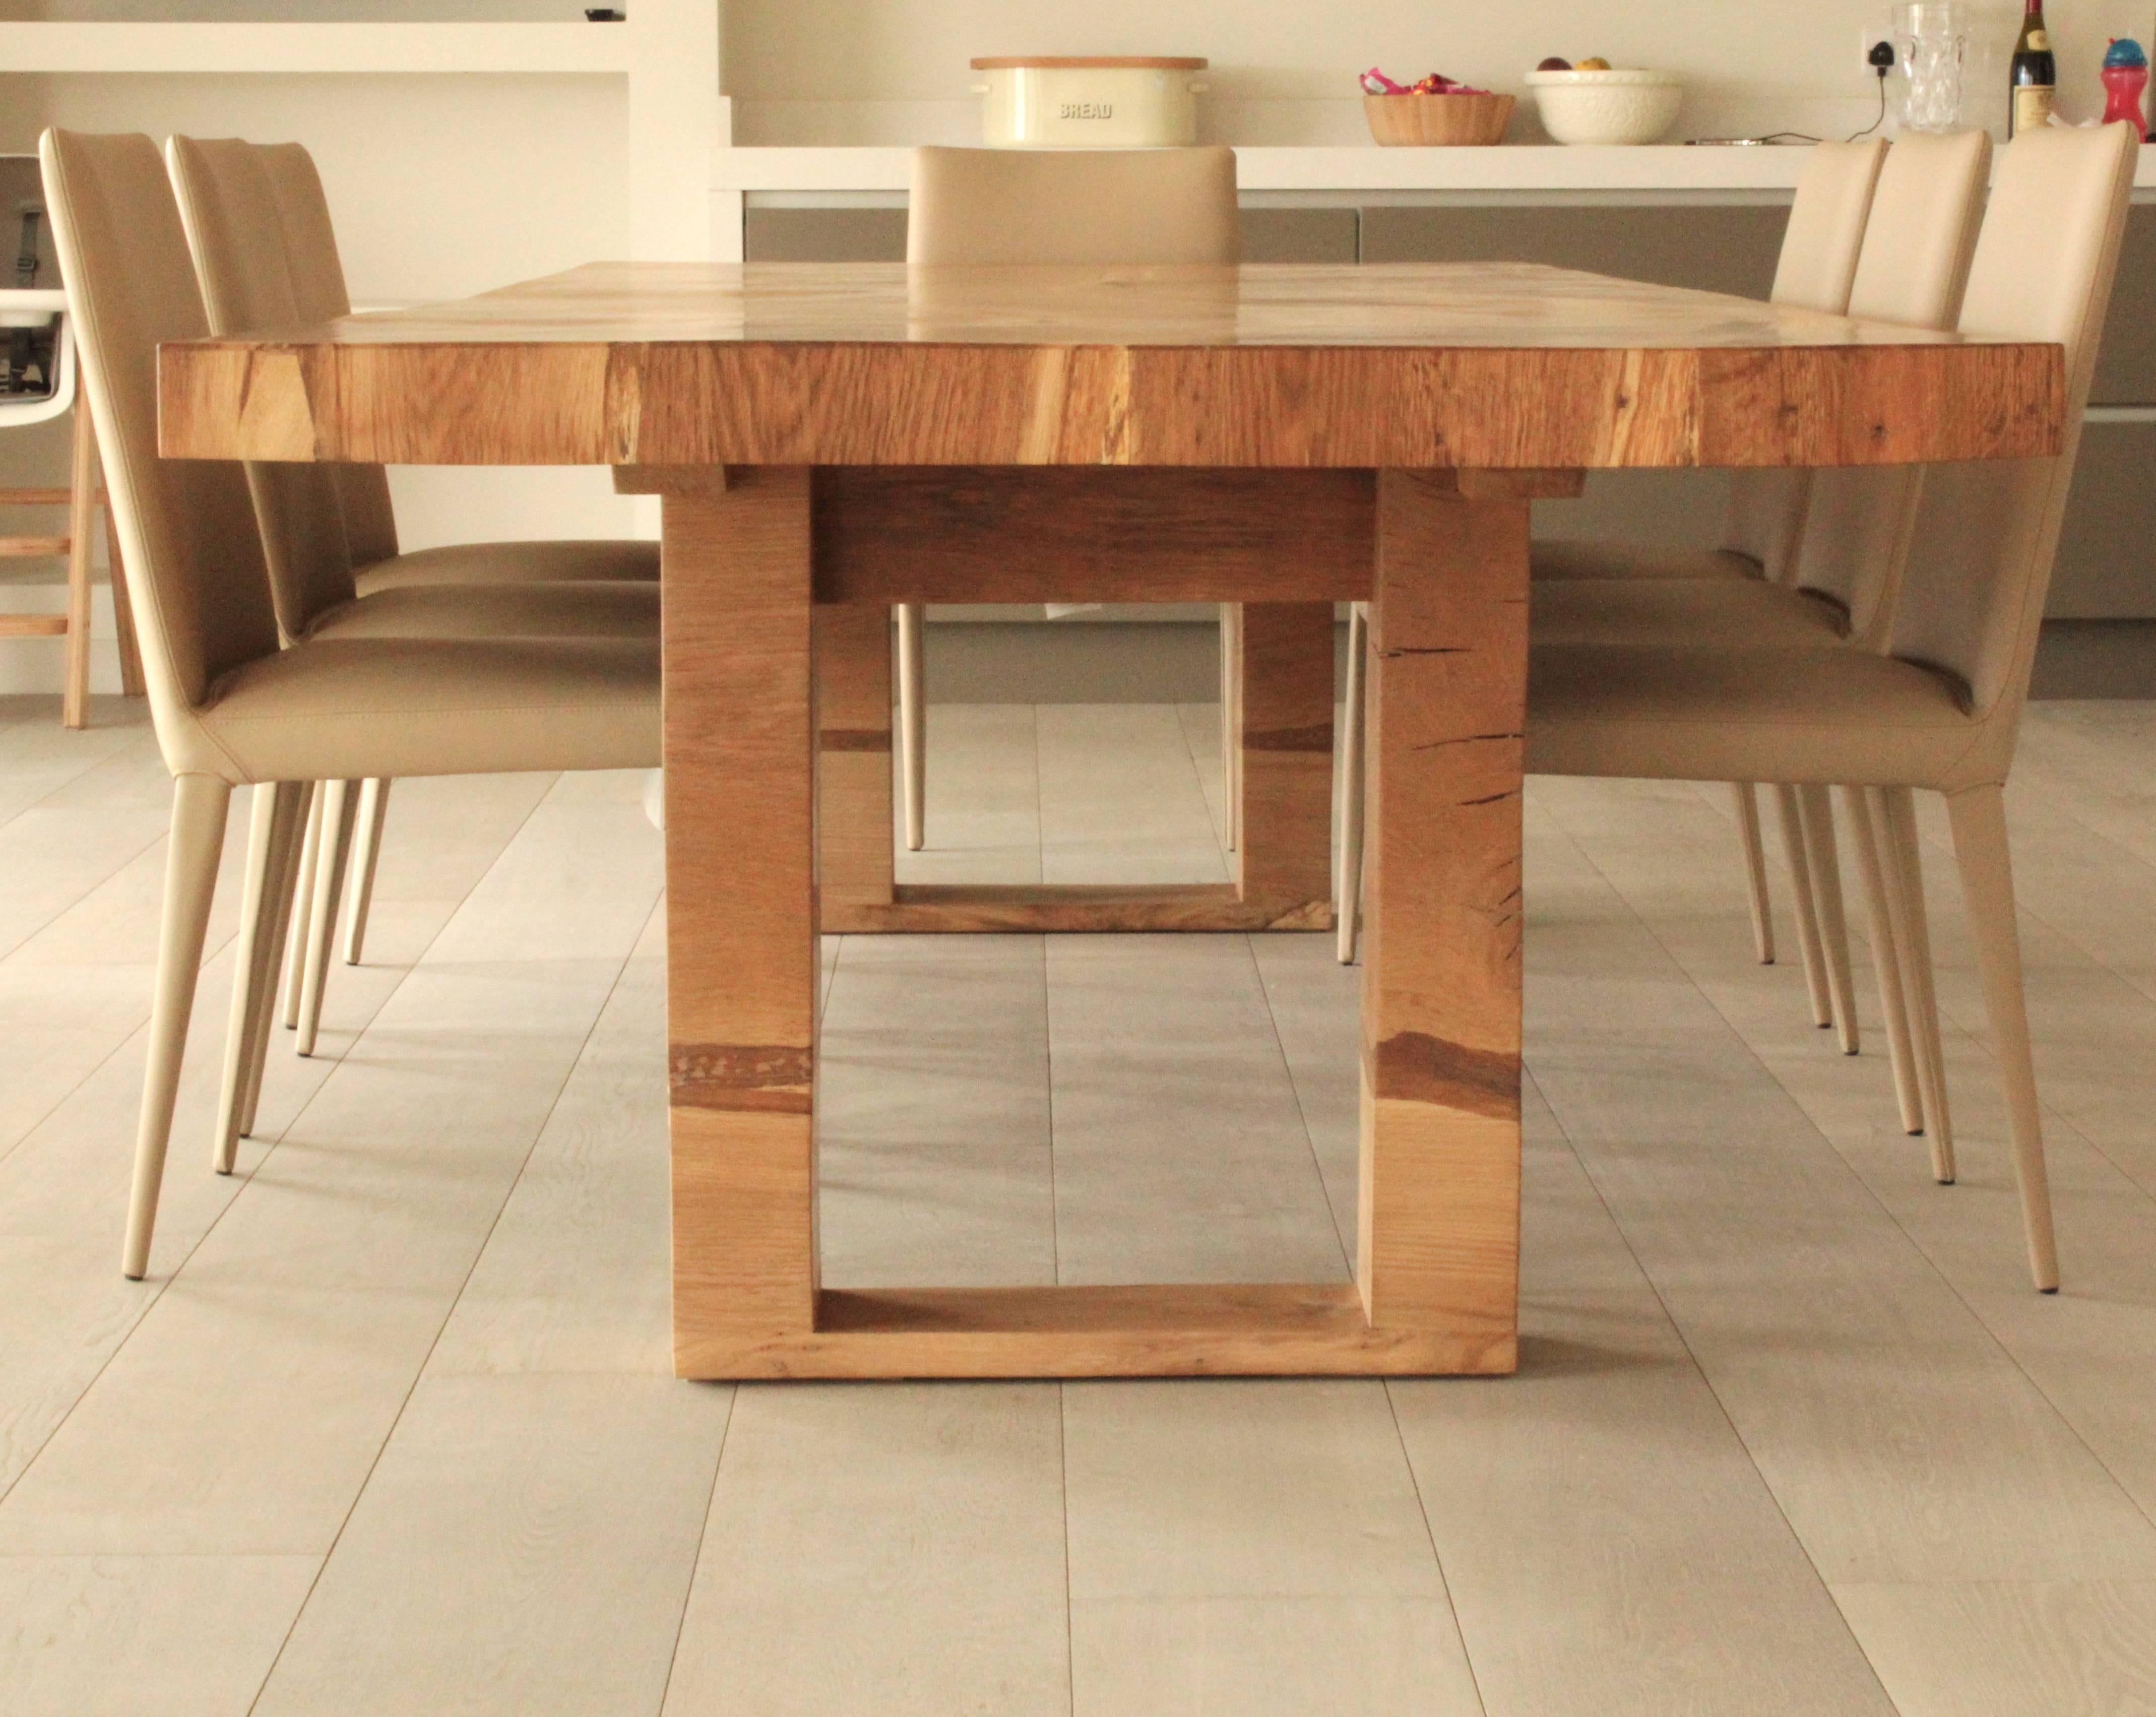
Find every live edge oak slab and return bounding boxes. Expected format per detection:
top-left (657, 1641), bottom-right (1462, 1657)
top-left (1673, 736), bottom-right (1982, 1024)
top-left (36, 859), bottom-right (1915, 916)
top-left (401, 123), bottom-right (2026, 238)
top-left (159, 261), bottom-right (2064, 1381)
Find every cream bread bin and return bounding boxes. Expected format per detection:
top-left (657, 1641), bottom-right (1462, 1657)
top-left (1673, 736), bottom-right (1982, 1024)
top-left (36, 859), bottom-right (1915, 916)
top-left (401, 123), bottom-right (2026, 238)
top-left (972, 56), bottom-right (1208, 148)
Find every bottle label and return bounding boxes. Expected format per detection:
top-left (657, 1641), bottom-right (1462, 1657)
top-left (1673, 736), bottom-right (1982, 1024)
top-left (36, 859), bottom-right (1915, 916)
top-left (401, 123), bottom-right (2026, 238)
top-left (2015, 84), bottom-right (2056, 132)
top-left (2026, 28), bottom-right (2050, 49)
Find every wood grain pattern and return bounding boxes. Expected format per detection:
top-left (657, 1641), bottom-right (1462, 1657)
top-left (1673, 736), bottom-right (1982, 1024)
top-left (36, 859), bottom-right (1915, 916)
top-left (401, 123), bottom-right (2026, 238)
top-left (1235, 603), bottom-right (1337, 924)
top-left (821, 883), bottom-right (1331, 936)
top-left (670, 1284), bottom-right (1512, 1379)
top-left (158, 262), bottom-right (2064, 472)
top-left (1358, 472), bottom-right (1524, 1351)
top-left (813, 602), bottom-right (895, 917)
top-left (812, 468), bottom-right (1374, 604)
top-left (663, 470), bottom-right (820, 1355)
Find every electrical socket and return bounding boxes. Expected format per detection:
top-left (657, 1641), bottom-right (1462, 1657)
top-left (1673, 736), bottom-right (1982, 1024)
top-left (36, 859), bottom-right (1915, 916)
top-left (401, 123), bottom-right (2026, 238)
top-left (1859, 27), bottom-right (1895, 78)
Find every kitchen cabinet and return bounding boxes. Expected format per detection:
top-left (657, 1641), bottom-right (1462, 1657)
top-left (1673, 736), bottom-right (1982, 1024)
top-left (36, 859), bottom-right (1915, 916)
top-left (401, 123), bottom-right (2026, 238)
top-left (743, 205), bottom-right (1358, 263)
top-left (1358, 202), bottom-right (1786, 297)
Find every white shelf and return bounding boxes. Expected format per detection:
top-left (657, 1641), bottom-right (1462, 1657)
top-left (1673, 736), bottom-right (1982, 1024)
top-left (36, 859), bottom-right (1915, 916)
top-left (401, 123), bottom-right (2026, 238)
top-left (0, 21), bottom-right (632, 76)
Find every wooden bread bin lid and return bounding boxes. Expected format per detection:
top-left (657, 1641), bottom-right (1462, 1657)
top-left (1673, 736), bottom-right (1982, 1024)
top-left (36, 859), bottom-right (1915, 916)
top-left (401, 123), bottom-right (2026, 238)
top-left (970, 56), bottom-right (1208, 70)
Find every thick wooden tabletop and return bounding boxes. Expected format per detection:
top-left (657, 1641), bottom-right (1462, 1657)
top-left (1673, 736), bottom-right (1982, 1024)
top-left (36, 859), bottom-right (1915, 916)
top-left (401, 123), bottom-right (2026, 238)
top-left (157, 260), bottom-right (2064, 472)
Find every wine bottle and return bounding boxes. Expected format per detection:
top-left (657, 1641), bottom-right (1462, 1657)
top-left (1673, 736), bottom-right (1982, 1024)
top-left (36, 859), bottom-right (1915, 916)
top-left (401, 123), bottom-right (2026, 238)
top-left (2009, 0), bottom-right (2057, 138)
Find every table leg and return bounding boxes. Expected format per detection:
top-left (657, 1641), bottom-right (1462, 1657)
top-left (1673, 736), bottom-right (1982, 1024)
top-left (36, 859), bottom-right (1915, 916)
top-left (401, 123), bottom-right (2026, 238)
top-left (1234, 601), bottom-right (1336, 921)
top-left (665, 468), bottom-right (821, 1372)
top-left (816, 602), bottom-right (896, 917)
top-left (667, 466), bottom-right (1518, 1379)
top-left (1359, 471), bottom-right (1523, 1360)
top-left (817, 596), bottom-right (1334, 934)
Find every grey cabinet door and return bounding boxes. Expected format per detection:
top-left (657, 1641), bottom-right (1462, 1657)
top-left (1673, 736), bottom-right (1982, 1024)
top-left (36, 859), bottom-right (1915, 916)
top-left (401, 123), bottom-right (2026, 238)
top-left (743, 206), bottom-right (1359, 264)
top-left (2090, 206), bottom-right (2156, 406)
top-left (1359, 202), bottom-right (1787, 299)
top-left (2050, 419), bottom-right (2156, 618)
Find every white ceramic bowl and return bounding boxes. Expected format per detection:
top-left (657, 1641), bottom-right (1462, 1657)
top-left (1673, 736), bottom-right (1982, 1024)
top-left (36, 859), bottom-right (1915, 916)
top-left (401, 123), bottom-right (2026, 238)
top-left (1525, 69), bottom-right (1683, 145)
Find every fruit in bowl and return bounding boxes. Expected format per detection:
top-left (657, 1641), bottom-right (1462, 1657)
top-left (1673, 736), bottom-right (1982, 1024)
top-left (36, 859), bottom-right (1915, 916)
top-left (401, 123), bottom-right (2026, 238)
top-left (1524, 66), bottom-right (1682, 145)
top-left (1360, 66), bottom-right (1516, 146)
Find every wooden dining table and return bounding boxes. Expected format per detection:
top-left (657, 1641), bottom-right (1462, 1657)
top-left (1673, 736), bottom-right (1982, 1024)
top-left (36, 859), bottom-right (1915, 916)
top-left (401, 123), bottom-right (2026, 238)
top-left (158, 260), bottom-right (2063, 1381)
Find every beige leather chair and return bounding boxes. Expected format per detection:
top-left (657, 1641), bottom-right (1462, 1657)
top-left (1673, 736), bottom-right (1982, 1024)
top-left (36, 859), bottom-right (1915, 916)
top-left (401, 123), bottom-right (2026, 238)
top-left (194, 139), bottom-right (657, 1010)
top-left (902, 145), bottom-right (1241, 853)
top-left (1352, 141), bottom-right (1890, 974)
top-left (1528, 122), bottom-right (2139, 1291)
top-left (167, 136), bottom-right (660, 1058)
top-left (40, 128), bottom-right (661, 1280)
top-left (1339, 138), bottom-right (1889, 969)
top-left (1529, 130), bottom-right (1991, 1120)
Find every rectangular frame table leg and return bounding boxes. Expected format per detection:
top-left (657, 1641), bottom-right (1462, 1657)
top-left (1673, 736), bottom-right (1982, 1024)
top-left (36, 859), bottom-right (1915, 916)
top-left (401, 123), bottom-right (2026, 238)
top-left (665, 469), bottom-right (822, 1371)
top-left (666, 466), bottom-right (1521, 1379)
top-left (1234, 600), bottom-right (1336, 919)
top-left (815, 602), bottom-right (896, 917)
top-left (1358, 472), bottom-right (1524, 1359)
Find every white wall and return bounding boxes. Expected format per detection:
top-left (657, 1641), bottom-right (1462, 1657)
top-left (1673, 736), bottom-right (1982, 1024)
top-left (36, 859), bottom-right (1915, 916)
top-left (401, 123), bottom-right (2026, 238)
top-left (0, 25), bottom-right (685, 696)
top-left (722, 0), bottom-right (2156, 144)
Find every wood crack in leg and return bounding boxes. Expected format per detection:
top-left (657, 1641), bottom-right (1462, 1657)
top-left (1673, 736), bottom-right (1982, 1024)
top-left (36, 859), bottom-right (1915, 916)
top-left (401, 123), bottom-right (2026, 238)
top-left (1410, 731), bottom-right (1524, 751)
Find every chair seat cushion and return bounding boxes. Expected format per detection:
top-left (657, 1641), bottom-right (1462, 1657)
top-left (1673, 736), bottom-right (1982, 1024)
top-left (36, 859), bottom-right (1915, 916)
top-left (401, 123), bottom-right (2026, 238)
top-left (353, 538), bottom-right (661, 595)
top-left (1531, 540), bottom-right (1764, 583)
top-left (184, 635), bottom-right (659, 784)
top-left (305, 579), bottom-right (658, 642)
top-left (1527, 643), bottom-right (1991, 790)
top-left (1532, 578), bottom-right (1849, 650)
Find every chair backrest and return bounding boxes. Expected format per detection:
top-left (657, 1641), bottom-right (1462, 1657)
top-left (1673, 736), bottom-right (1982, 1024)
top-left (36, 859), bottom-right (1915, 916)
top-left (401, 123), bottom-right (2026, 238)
top-left (255, 142), bottom-right (401, 568)
top-left (1790, 128), bottom-right (1991, 639)
top-left (1724, 137), bottom-right (1886, 577)
top-left (1889, 122), bottom-right (2137, 741)
top-left (39, 128), bottom-right (279, 767)
top-left (167, 135), bottom-right (358, 642)
top-left (907, 146), bottom-right (1241, 266)
top-left (1767, 136), bottom-right (1889, 311)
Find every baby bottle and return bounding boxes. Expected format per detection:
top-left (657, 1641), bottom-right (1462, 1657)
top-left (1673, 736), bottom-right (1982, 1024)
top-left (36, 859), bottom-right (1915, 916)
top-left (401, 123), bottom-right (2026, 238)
top-left (2101, 38), bottom-right (2148, 140)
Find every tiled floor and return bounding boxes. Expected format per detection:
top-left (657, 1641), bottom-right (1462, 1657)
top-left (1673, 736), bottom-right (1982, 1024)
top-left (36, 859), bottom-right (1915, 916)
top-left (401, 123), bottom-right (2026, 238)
top-left (4, 691), bottom-right (2156, 1714)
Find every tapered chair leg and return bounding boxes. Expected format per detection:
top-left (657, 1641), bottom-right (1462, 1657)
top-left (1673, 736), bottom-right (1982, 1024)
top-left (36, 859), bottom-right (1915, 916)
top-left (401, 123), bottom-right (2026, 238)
top-left (342, 777), bottom-right (389, 965)
top-left (61, 400), bottom-right (97, 731)
top-left (1221, 603), bottom-right (1242, 853)
top-left (296, 779), bottom-right (357, 1057)
top-left (1774, 783), bottom-right (1835, 1031)
top-left (1874, 784), bottom-right (1955, 1181)
top-left (104, 491), bottom-right (145, 698)
top-left (897, 603), bottom-right (926, 852)
top-left (1842, 785), bottom-right (1925, 1135)
top-left (282, 782), bottom-right (322, 1030)
top-left (237, 778), bottom-right (308, 1144)
top-left (122, 773), bottom-right (233, 1280)
top-left (1798, 783), bottom-right (1861, 1056)
top-left (213, 781), bottom-right (305, 1175)
top-left (1946, 784), bottom-right (2060, 1293)
top-left (1733, 783), bottom-right (1775, 964)
top-left (1335, 602), bottom-right (1367, 964)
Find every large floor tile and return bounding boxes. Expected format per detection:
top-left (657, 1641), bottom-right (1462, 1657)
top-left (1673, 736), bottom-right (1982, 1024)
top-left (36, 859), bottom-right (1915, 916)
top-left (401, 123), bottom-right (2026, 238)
top-left (1036, 704), bottom-right (1228, 884)
top-left (1832, 1579), bottom-right (2156, 1717)
top-left (0, 1553), bottom-right (318, 1717)
top-left (1046, 934), bottom-right (1343, 1284)
top-left (817, 933), bottom-right (1056, 1288)
top-left (663, 1382), bottom-right (1069, 1716)
top-left (895, 702), bottom-right (1042, 885)
top-left (1063, 1377), bottom-right (1482, 1714)
top-left (426, 919), bottom-right (671, 1377)
top-left (252, 1374), bottom-right (727, 1717)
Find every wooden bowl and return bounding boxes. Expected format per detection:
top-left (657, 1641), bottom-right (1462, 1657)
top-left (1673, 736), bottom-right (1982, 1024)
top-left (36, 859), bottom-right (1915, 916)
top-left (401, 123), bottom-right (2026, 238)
top-left (1362, 92), bottom-right (1515, 147)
